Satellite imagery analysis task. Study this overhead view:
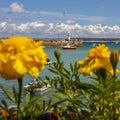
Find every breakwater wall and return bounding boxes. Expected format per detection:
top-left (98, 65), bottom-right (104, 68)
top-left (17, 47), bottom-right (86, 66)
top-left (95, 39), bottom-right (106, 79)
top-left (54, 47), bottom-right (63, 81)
top-left (40, 39), bottom-right (83, 48)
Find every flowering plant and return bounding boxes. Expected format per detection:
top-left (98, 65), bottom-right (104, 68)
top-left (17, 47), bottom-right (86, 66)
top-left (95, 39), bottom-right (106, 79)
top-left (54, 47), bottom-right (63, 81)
top-left (0, 40), bottom-right (120, 120)
top-left (78, 44), bottom-right (120, 119)
top-left (46, 44), bottom-right (120, 119)
top-left (0, 36), bottom-right (47, 119)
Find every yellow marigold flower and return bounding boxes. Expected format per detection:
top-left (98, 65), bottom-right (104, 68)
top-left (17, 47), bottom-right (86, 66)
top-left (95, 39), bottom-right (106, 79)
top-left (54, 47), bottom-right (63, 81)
top-left (0, 36), bottom-right (47, 80)
top-left (78, 44), bottom-right (114, 76)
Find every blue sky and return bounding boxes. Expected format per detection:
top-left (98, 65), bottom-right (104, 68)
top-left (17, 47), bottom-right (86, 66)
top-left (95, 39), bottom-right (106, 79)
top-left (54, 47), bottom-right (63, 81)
top-left (0, 0), bottom-right (120, 38)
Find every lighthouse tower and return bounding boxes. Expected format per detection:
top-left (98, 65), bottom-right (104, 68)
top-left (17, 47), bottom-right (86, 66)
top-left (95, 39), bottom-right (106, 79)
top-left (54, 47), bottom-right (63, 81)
top-left (67, 32), bottom-right (71, 41)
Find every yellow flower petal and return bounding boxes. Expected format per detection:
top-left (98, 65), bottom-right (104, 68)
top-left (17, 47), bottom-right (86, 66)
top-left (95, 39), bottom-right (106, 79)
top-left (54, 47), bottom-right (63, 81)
top-left (13, 59), bottom-right (26, 75)
top-left (28, 67), bottom-right (39, 77)
top-left (0, 61), bottom-right (22, 80)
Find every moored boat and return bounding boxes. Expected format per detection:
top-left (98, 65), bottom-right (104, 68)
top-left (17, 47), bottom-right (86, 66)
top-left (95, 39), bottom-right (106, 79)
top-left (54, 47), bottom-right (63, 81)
top-left (62, 45), bottom-right (77, 50)
top-left (24, 78), bottom-right (51, 94)
top-left (46, 58), bottom-right (55, 65)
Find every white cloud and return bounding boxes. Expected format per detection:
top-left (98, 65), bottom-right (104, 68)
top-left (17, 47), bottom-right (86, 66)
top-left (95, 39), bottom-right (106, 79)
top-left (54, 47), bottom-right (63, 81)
top-left (1, 2), bottom-right (120, 38)
top-left (10, 2), bottom-right (24, 13)
top-left (64, 20), bottom-right (76, 24)
top-left (0, 22), bottom-right (17, 34)
top-left (0, 21), bottom-right (120, 38)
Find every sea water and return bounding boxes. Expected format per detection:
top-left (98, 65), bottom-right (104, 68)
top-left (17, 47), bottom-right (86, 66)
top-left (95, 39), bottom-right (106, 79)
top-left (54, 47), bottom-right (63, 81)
top-left (0, 42), bottom-right (120, 101)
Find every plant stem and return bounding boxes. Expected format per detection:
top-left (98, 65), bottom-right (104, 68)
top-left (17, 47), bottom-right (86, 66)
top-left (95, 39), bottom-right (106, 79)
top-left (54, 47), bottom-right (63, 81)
top-left (112, 68), bottom-right (116, 120)
top-left (113, 77), bottom-right (116, 120)
top-left (17, 77), bottom-right (23, 117)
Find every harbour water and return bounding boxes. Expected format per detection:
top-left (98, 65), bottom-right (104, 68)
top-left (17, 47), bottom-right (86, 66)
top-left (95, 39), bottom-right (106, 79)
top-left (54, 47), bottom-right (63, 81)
top-left (0, 42), bottom-right (120, 101)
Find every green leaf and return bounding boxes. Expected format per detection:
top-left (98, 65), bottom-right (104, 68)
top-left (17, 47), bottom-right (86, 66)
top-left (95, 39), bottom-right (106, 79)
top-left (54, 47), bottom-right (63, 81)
top-left (63, 67), bottom-right (70, 76)
top-left (0, 85), bottom-right (15, 102)
top-left (47, 99), bottom-right (52, 108)
top-left (62, 72), bottom-right (70, 80)
top-left (52, 99), bottom-right (67, 107)
top-left (53, 92), bottom-right (68, 100)
top-left (48, 68), bottom-right (59, 75)
top-left (12, 86), bottom-right (18, 102)
top-left (1, 99), bottom-right (8, 108)
top-left (27, 96), bottom-right (41, 105)
top-left (42, 100), bottom-right (46, 110)
top-left (70, 63), bottom-right (73, 72)
top-left (24, 93), bottom-right (30, 105)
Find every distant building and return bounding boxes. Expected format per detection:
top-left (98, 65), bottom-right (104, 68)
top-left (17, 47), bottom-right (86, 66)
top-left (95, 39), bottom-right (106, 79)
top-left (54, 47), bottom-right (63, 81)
top-left (67, 32), bottom-right (71, 41)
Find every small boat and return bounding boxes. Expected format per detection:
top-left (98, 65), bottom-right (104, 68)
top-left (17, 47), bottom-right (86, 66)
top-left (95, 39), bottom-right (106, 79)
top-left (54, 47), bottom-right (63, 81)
top-left (24, 78), bottom-right (51, 94)
top-left (92, 43), bottom-right (96, 47)
top-left (46, 58), bottom-right (55, 65)
top-left (62, 44), bottom-right (77, 50)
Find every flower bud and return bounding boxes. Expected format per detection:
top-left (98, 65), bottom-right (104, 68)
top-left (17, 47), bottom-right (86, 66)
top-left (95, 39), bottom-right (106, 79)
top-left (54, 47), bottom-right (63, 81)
top-left (54, 50), bottom-right (61, 63)
top-left (110, 51), bottom-right (119, 71)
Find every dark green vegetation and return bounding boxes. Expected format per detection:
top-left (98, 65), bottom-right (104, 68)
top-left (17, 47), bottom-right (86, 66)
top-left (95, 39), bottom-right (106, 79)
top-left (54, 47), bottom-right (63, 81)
top-left (0, 49), bottom-right (120, 120)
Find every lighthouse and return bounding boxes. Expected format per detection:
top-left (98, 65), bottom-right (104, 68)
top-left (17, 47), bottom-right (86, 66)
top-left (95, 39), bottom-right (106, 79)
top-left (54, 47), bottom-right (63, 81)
top-left (67, 32), bottom-right (71, 41)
